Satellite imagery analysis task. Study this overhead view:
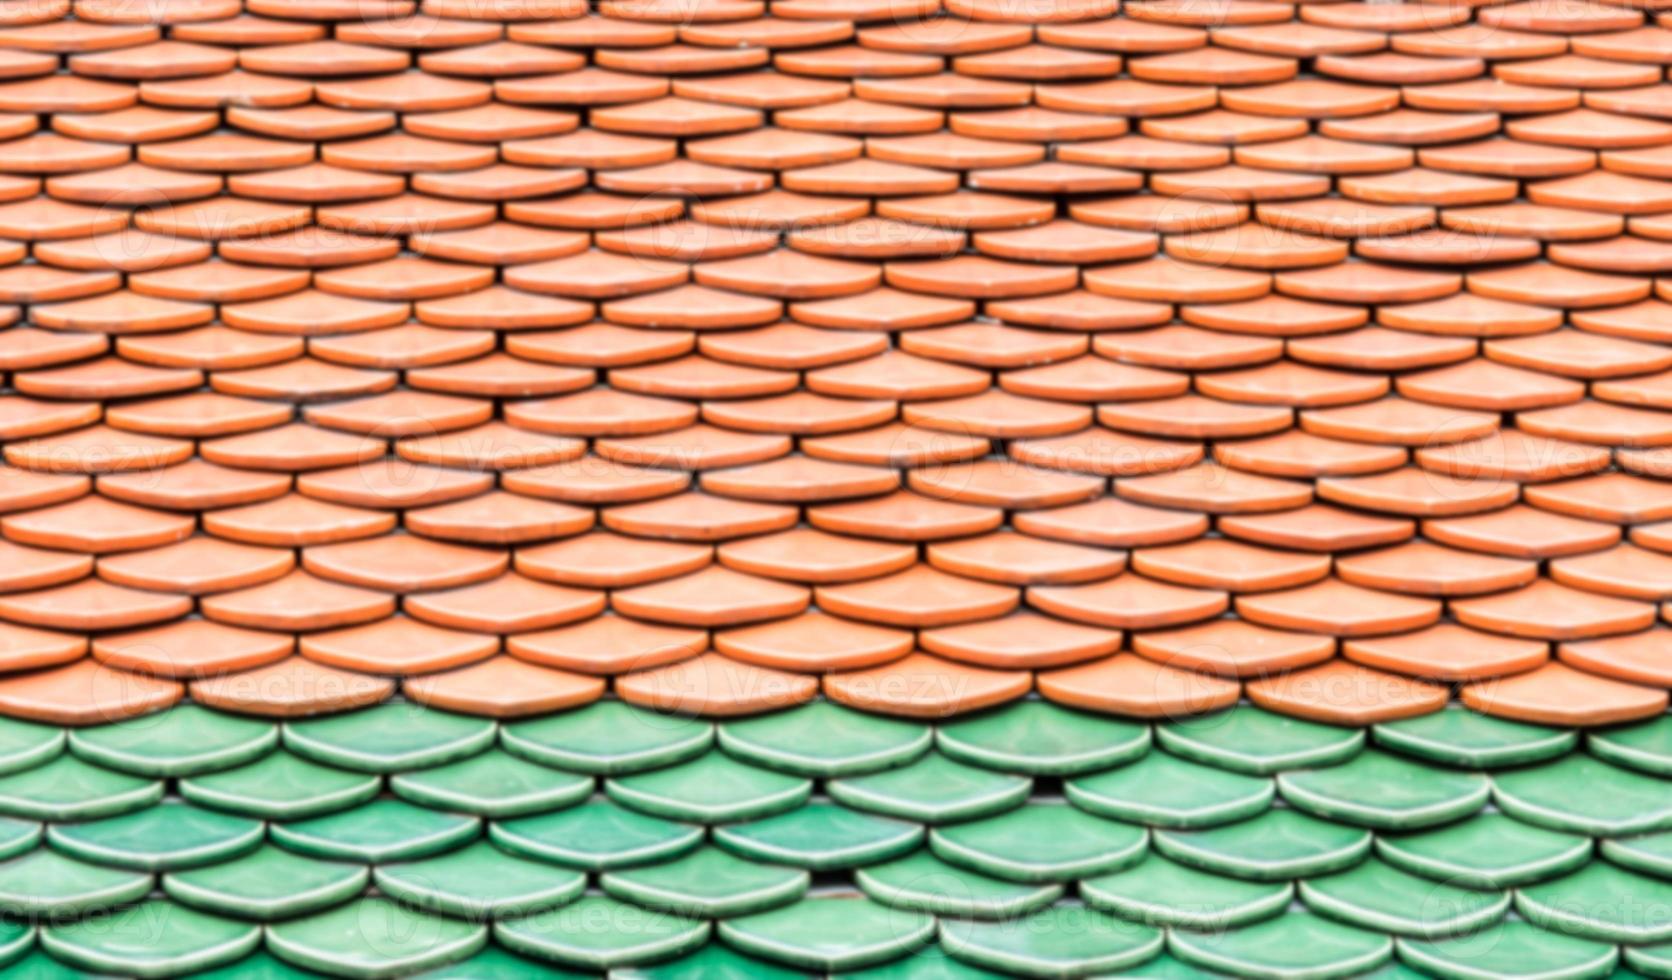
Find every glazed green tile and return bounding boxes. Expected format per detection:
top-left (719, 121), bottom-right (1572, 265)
top-left (1590, 714), bottom-right (1672, 776)
top-left (1627, 943), bottom-right (1672, 978)
top-left (719, 702), bottom-right (930, 778)
top-left (856, 849), bottom-right (1061, 919)
top-left (827, 753), bottom-right (1031, 824)
top-left (935, 701), bottom-right (1150, 776)
top-left (1397, 921), bottom-right (1617, 980)
top-left (67, 706), bottom-right (276, 778)
top-left (494, 895), bottom-right (710, 970)
top-left (1277, 749), bottom-right (1490, 830)
top-left (713, 802), bottom-right (922, 871)
top-left (606, 750), bottom-right (810, 823)
top-left (1168, 912), bottom-right (1391, 980)
top-left (272, 799), bottom-right (479, 863)
top-left (375, 840), bottom-right (586, 918)
top-left (0, 924), bottom-right (31, 970)
top-left (1153, 807), bottom-right (1370, 882)
top-left (0, 817), bottom-right (41, 862)
top-left (408, 945), bottom-right (586, 978)
top-left (0, 718), bottom-right (62, 776)
top-left (267, 897), bottom-right (487, 979)
top-left (41, 900), bottom-right (259, 978)
top-left (1372, 707), bottom-right (1575, 769)
top-left (1603, 830), bottom-right (1672, 877)
top-left (1158, 706), bottom-right (1363, 776)
top-left (0, 848), bottom-right (150, 916)
top-left (1117, 952), bottom-right (1234, 978)
top-left (939, 903), bottom-right (1164, 978)
top-left (1493, 752), bottom-right (1672, 835)
top-left (928, 801), bottom-right (1146, 882)
top-left (489, 800), bottom-right (702, 871)
top-left (615, 942), bottom-right (813, 979)
top-left (163, 845), bottom-right (367, 921)
top-left (388, 749), bottom-right (592, 818)
top-left (836, 943), bottom-right (1009, 979)
top-left (1375, 812), bottom-right (1591, 889)
top-left (181, 950), bottom-right (329, 978)
top-left (719, 895), bottom-right (935, 972)
top-left (1517, 859), bottom-right (1672, 943)
top-left (500, 701), bottom-right (711, 775)
top-left (1298, 858), bottom-right (1508, 938)
top-left (0, 952), bottom-right (111, 980)
top-left (601, 845), bottom-right (808, 917)
top-left (0, 756), bottom-right (159, 821)
top-left (283, 703), bottom-right (495, 774)
top-left (1081, 854), bottom-right (1291, 930)
top-left (177, 751), bottom-right (379, 821)
top-left (47, 801), bottom-right (262, 871)
top-left (1065, 751), bottom-right (1273, 829)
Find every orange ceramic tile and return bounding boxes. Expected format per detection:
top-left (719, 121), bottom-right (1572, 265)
top-left (1462, 662), bottom-right (1668, 727)
top-left (825, 652), bottom-right (1030, 718)
top-left (0, 658), bottom-right (180, 726)
top-left (1244, 659), bottom-right (1447, 725)
top-left (617, 652), bottom-right (817, 717)
top-left (190, 656), bottom-right (394, 718)
top-left (920, 611), bottom-right (1121, 670)
top-left (91, 619), bottom-right (293, 679)
top-left (1132, 617), bottom-right (1335, 678)
top-left (1451, 579), bottom-right (1656, 641)
top-left (1037, 653), bottom-right (1240, 718)
top-left (1237, 578), bottom-right (1441, 637)
top-left (1336, 540), bottom-right (1536, 597)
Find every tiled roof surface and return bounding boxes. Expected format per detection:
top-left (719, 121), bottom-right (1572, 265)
top-left (0, 0), bottom-right (1668, 976)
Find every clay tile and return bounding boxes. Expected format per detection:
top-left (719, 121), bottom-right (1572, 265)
top-left (1302, 396), bottom-right (1499, 446)
top-left (190, 656), bottom-right (394, 717)
top-left (909, 459), bottom-right (1104, 509)
top-left (0, 658), bottom-right (180, 725)
top-left (1425, 504), bottom-right (1619, 560)
top-left (604, 490), bottom-right (795, 541)
top-left (3, 493), bottom-right (191, 555)
top-left (227, 103), bottom-right (395, 140)
top-left (200, 568), bottom-right (392, 631)
top-left (0, 537), bottom-right (89, 595)
top-left (808, 488), bottom-right (1000, 541)
top-left (1344, 622), bottom-right (1545, 684)
top-left (791, 286), bottom-right (975, 330)
top-left (1127, 0), bottom-right (1291, 26)
top-left (801, 421), bottom-right (990, 468)
top-left (1095, 325), bottom-right (1279, 371)
top-left (1038, 652), bottom-right (1239, 717)
top-left (681, 15), bottom-right (853, 47)
top-left (826, 652), bottom-right (1031, 718)
top-left (92, 618), bottom-right (291, 679)
top-left (508, 323), bottom-right (693, 369)
top-left (1133, 617), bottom-right (1335, 678)
top-left (404, 572), bottom-right (601, 634)
top-left (302, 533), bottom-right (505, 593)
top-left (1132, 46), bottom-right (1294, 85)
top-left (701, 453), bottom-right (898, 499)
top-left (0, 75), bottom-right (137, 114)
top-left (1000, 356), bottom-right (1186, 404)
top-left (1134, 537), bottom-right (1330, 593)
top-left (776, 97), bottom-right (944, 135)
top-left (507, 614), bottom-right (699, 676)
top-left (299, 614), bottom-right (496, 676)
top-left (613, 564), bottom-right (808, 627)
top-left (336, 13), bottom-right (503, 47)
top-left (405, 655), bottom-right (602, 718)
top-left (1453, 579), bottom-right (1657, 642)
top-left (1238, 577), bottom-right (1441, 636)
top-left (1085, 256), bottom-right (1267, 303)
top-left (1398, 358), bottom-right (1581, 413)
top-left (1009, 426), bottom-right (1201, 477)
top-left (715, 610), bottom-right (906, 673)
top-left (699, 322), bottom-right (884, 371)
top-left (1246, 659), bottom-right (1446, 725)
top-left (1560, 630), bottom-right (1672, 687)
top-left (1532, 471), bottom-right (1672, 523)
top-left (594, 95), bottom-right (762, 136)
top-left (1519, 399), bottom-right (1672, 447)
top-left (1338, 538), bottom-right (1538, 597)
top-left (1221, 503), bottom-right (1413, 553)
top-left (617, 652), bottom-right (815, 717)
top-left (405, 491), bottom-right (593, 545)
top-left (1415, 429), bottom-right (1608, 484)
top-left (1100, 396), bottom-right (1292, 442)
top-left (1151, 164), bottom-right (1330, 202)
top-left (6, 423), bottom-right (193, 473)
top-left (1572, 299), bottom-right (1672, 343)
top-left (1290, 328), bottom-right (1474, 373)
top-left (0, 577), bottom-right (191, 631)
top-left (817, 563), bottom-right (1019, 628)
top-left (311, 323), bottom-right (499, 370)
top-left (1465, 661), bottom-right (1667, 727)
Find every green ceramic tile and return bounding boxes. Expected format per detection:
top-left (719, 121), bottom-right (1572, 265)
top-left (0, 817), bottom-right (40, 862)
top-left (407, 945), bottom-right (586, 978)
top-left (614, 942), bottom-right (813, 979)
top-left (1375, 812), bottom-right (1591, 889)
top-left (0, 951), bottom-right (115, 979)
top-left (601, 845), bottom-right (808, 917)
top-left (1517, 859), bottom-right (1672, 943)
top-left (0, 924), bottom-right (33, 971)
top-left (1158, 706), bottom-right (1363, 775)
top-left (375, 840), bottom-right (586, 918)
top-left (495, 895), bottom-right (710, 970)
top-left (1298, 858), bottom-right (1509, 938)
top-left (1372, 707), bottom-right (1575, 769)
top-left (828, 753), bottom-right (1030, 824)
top-left (1493, 752), bottom-right (1672, 835)
top-left (0, 848), bottom-right (150, 916)
top-left (1277, 749), bottom-right (1490, 829)
top-left (271, 798), bottom-right (479, 863)
top-left (267, 897), bottom-right (487, 979)
top-left (177, 751), bottom-right (380, 821)
top-left (67, 706), bottom-right (276, 778)
top-left (713, 803), bottom-right (923, 871)
top-left (606, 750), bottom-right (810, 823)
top-left (500, 701), bottom-right (711, 775)
top-left (490, 800), bottom-right (702, 871)
top-left (928, 801), bottom-right (1146, 882)
top-left (719, 896), bottom-right (935, 972)
top-left (0, 756), bottom-right (159, 821)
top-left (834, 943), bottom-right (1008, 979)
top-left (1167, 911), bottom-right (1391, 980)
top-left (41, 900), bottom-right (259, 979)
top-left (1589, 714), bottom-right (1672, 775)
top-left (0, 718), bottom-right (62, 776)
top-left (1627, 943), bottom-right (1672, 978)
top-left (719, 702), bottom-right (930, 777)
top-left (1081, 854), bottom-right (1292, 930)
top-left (47, 801), bottom-right (262, 871)
top-left (388, 749), bottom-right (592, 818)
top-left (1397, 921), bottom-right (1618, 980)
top-left (181, 950), bottom-right (329, 978)
top-left (163, 845), bottom-right (368, 921)
top-left (1153, 807), bottom-right (1371, 881)
top-left (857, 849), bottom-right (1063, 919)
top-left (1116, 952), bottom-right (1234, 978)
top-left (283, 703), bottom-right (495, 774)
top-left (1066, 751), bottom-right (1273, 829)
top-left (939, 903), bottom-right (1164, 978)
top-left (934, 701), bottom-right (1150, 776)
top-left (1603, 830), bottom-right (1672, 877)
